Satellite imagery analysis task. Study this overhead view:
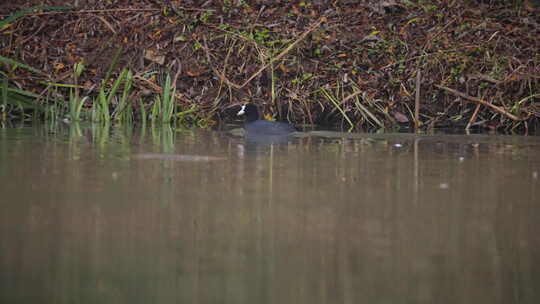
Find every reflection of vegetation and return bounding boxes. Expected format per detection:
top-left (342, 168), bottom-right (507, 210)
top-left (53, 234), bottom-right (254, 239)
top-left (40, 121), bottom-right (191, 162)
top-left (151, 123), bottom-right (175, 154)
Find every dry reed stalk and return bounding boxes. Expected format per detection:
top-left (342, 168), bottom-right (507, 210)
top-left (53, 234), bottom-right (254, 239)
top-left (415, 70), bottom-right (421, 129)
top-left (435, 85), bottom-right (522, 121)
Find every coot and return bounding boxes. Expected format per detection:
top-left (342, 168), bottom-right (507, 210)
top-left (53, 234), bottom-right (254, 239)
top-left (237, 104), bottom-right (296, 136)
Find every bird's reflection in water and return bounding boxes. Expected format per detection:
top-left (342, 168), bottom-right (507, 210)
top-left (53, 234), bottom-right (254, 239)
top-left (242, 133), bottom-right (296, 155)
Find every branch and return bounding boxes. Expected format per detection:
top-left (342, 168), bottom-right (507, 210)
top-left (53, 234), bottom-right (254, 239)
top-left (435, 85), bottom-right (522, 121)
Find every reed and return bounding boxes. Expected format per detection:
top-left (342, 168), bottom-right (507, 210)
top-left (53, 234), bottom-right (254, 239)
top-left (0, 56), bottom-right (44, 120)
top-left (150, 94), bottom-right (161, 123)
top-left (0, 73), bottom-right (43, 117)
top-left (350, 84), bottom-right (385, 129)
top-left (1, 55), bottom-right (203, 128)
top-left (113, 70), bottom-right (134, 124)
top-left (139, 98), bottom-right (147, 127)
top-left (0, 6), bottom-right (72, 30)
top-left (1, 75), bottom-right (7, 121)
top-left (319, 86), bottom-right (354, 131)
top-left (0, 56), bottom-right (44, 75)
top-left (92, 68), bottom-right (130, 123)
top-left (160, 74), bottom-right (176, 123)
top-left (68, 62), bottom-right (86, 121)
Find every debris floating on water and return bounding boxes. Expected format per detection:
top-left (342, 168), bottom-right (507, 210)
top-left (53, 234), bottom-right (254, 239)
top-left (439, 183), bottom-right (450, 189)
top-left (134, 154), bottom-right (226, 162)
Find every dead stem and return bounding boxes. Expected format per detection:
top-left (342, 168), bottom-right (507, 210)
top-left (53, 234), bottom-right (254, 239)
top-left (414, 70), bottom-right (421, 129)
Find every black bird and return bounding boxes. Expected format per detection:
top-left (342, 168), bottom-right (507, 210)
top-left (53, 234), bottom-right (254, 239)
top-left (237, 103), bottom-right (295, 136)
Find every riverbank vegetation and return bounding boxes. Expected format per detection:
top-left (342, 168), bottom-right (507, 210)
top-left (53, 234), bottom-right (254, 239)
top-left (1, 1), bottom-right (539, 132)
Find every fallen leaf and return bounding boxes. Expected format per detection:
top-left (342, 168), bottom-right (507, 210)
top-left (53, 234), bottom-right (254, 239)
top-left (279, 64), bottom-right (292, 73)
top-left (393, 111), bottom-right (409, 123)
top-left (144, 49), bottom-right (165, 65)
top-left (185, 66), bottom-right (207, 77)
top-left (54, 62), bottom-right (65, 71)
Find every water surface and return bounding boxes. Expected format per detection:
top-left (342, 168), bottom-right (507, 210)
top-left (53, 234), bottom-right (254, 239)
top-left (1, 124), bottom-right (539, 303)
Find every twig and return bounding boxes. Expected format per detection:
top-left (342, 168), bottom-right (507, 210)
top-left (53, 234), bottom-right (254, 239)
top-left (468, 73), bottom-right (502, 85)
top-left (435, 85), bottom-right (522, 121)
top-left (212, 39), bottom-right (236, 105)
top-left (342, 90), bottom-right (363, 104)
top-left (26, 8), bottom-right (161, 16)
top-left (95, 16), bottom-right (116, 34)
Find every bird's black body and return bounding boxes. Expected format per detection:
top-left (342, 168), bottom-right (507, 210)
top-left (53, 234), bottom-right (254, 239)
top-left (237, 104), bottom-right (296, 136)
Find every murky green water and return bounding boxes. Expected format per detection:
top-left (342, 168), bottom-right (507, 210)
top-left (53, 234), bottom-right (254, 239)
top-left (1, 124), bottom-right (540, 304)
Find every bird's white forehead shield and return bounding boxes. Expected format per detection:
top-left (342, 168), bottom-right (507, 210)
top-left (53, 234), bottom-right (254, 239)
top-left (237, 104), bottom-right (246, 116)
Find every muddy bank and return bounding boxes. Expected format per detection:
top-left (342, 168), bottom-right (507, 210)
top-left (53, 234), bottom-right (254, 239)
top-left (1, 1), bottom-right (539, 131)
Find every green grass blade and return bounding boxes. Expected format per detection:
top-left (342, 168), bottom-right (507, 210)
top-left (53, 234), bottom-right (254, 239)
top-left (97, 90), bottom-right (107, 122)
top-left (161, 74), bottom-right (176, 123)
top-left (38, 81), bottom-right (85, 89)
top-left (5, 87), bottom-right (40, 98)
top-left (151, 95), bottom-right (161, 123)
top-left (0, 6), bottom-right (73, 29)
top-left (106, 69), bottom-right (127, 106)
top-left (0, 56), bottom-right (44, 75)
top-left (76, 96), bottom-right (88, 120)
top-left (115, 70), bottom-right (133, 122)
top-left (103, 48), bottom-right (123, 84)
top-left (1, 76), bottom-right (7, 110)
top-left (139, 98), bottom-right (147, 127)
top-left (4, 93), bottom-right (40, 110)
